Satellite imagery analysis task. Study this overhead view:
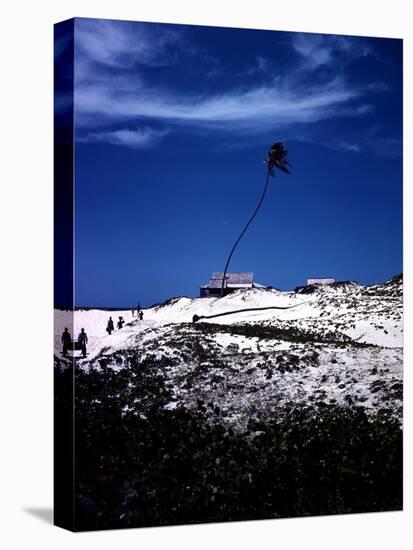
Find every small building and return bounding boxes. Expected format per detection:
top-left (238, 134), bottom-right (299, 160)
top-left (200, 272), bottom-right (267, 297)
top-left (306, 277), bottom-right (335, 286)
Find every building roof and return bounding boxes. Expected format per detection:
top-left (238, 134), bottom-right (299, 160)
top-left (208, 272), bottom-right (254, 289)
top-left (307, 277), bottom-right (335, 284)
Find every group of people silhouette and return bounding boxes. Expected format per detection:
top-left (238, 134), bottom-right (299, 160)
top-left (61, 305), bottom-right (145, 358)
top-left (131, 303), bottom-right (144, 320)
top-left (106, 315), bottom-right (126, 334)
top-left (106, 307), bottom-right (144, 335)
top-left (61, 327), bottom-right (88, 358)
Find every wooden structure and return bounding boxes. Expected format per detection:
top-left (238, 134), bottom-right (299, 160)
top-left (306, 277), bottom-right (335, 286)
top-left (200, 272), bottom-right (267, 297)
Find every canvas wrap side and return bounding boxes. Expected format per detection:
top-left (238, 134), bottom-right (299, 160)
top-left (54, 18), bottom-right (75, 532)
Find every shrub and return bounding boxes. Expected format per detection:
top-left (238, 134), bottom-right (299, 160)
top-left (59, 358), bottom-right (403, 531)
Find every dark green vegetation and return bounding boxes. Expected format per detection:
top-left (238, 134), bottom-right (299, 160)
top-left (55, 352), bottom-right (402, 531)
top-left (193, 321), bottom-right (374, 347)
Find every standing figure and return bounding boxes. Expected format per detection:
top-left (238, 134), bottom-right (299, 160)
top-left (106, 316), bottom-right (114, 335)
top-left (117, 316), bottom-right (125, 329)
top-left (131, 307), bottom-right (135, 317)
top-left (78, 328), bottom-right (88, 358)
top-left (61, 327), bottom-right (71, 357)
top-left (139, 310), bottom-right (144, 321)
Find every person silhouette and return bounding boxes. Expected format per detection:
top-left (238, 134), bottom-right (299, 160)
top-left (78, 328), bottom-right (88, 358)
top-left (61, 327), bottom-right (71, 357)
top-left (106, 316), bottom-right (114, 335)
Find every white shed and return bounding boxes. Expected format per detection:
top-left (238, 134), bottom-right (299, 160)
top-left (307, 277), bottom-right (335, 286)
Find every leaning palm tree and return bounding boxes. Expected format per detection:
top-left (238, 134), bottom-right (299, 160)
top-left (220, 142), bottom-right (291, 297)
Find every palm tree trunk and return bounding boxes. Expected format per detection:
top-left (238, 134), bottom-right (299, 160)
top-left (220, 166), bottom-right (271, 297)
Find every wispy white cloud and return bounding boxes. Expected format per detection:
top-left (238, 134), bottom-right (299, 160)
top-left (294, 126), bottom-right (401, 158)
top-left (292, 34), bottom-right (335, 69)
top-left (336, 141), bottom-right (361, 153)
top-left (76, 76), bottom-right (364, 131)
top-left (240, 55), bottom-right (274, 77)
top-left (291, 33), bottom-right (372, 70)
top-left (72, 19), bottom-right (382, 149)
top-left (77, 127), bottom-right (168, 148)
top-left (75, 18), bottom-right (182, 69)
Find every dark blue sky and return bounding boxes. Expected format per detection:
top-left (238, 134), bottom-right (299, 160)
top-left (67, 18), bottom-right (402, 307)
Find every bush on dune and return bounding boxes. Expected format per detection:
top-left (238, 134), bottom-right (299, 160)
top-left (60, 358), bottom-right (402, 531)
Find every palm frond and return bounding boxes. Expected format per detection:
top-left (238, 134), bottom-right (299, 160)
top-left (267, 142), bottom-right (291, 176)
